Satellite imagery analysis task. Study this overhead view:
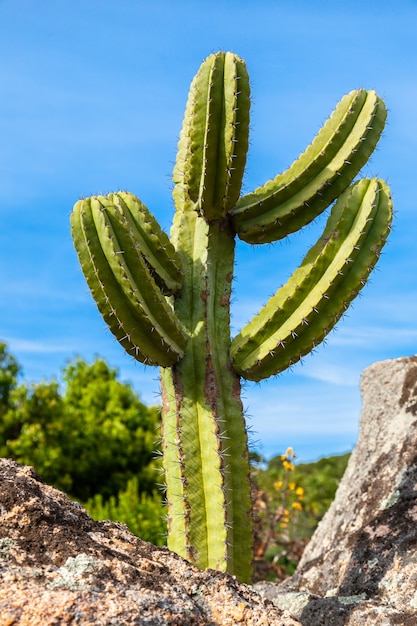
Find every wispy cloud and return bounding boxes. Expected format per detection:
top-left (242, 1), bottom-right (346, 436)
top-left (6, 338), bottom-right (81, 355)
top-left (329, 325), bottom-right (417, 350)
top-left (298, 362), bottom-right (361, 387)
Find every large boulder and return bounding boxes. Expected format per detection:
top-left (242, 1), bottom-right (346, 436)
top-left (0, 458), bottom-right (299, 625)
top-left (256, 356), bottom-right (417, 625)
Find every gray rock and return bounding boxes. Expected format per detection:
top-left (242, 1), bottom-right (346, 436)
top-left (255, 356), bottom-right (417, 625)
top-left (0, 458), bottom-right (300, 625)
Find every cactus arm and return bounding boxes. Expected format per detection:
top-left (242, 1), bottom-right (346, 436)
top-left (160, 209), bottom-right (253, 582)
top-left (71, 198), bottom-right (156, 363)
top-left (172, 52), bottom-right (250, 219)
top-left (71, 197), bottom-right (158, 363)
top-left (230, 90), bottom-right (387, 244)
top-left (230, 178), bottom-right (392, 381)
top-left (71, 196), bottom-right (187, 367)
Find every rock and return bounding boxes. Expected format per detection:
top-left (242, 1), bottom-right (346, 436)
top-left (0, 458), bottom-right (300, 625)
top-left (255, 355), bottom-right (417, 625)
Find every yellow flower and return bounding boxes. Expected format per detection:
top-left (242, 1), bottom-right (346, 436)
top-left (280, 522), bottom-right (288, 529)
top-left (289, 482), bottom-right (296, 491)
top-left (292, 501), bottom-right (303, 511)
top-left (274, 480), bottom-right (283, 490)
top-left (295, 486), bottom-right (304, 497)
top-left (282, 460), bottom-right (295, 472)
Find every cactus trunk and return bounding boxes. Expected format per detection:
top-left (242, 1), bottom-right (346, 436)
top-left (70, 51), bottom-right (392, 583)
top-left (160, 210), bottom-right (253, 580)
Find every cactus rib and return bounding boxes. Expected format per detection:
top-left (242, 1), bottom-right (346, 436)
top-left (230, 178), bottom-right (392, 381)
top-left (71, 196), bottom-right (187, 367)
top-left (110, 192), bottom-right (183, 295)
top-left (230, 90), bottom-right (387, 243)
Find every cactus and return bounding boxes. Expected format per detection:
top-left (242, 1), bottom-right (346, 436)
top-left (70, 51), bottom-right (392, 583)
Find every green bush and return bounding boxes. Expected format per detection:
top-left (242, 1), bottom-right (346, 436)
top-left (256, 450), bottom-right (350, 536)
top-left (0, 343), bottom-right (20, 414)
top-left (0, 343), bottom-right (161, 502)
top-left (84, 476), bottom-right (166, 545)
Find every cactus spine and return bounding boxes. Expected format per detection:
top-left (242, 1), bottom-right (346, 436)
top-left (71, 52), bottom-right (392, 583)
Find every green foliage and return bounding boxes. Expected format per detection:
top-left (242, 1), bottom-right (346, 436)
top-left (0, 342), bottom-right (20, 416)
top-left (60, 357), bottom-right (160, 500)
top-left (292, 453), bottom-right (351, 524)
top-left (252, 449), bottom-right (350, 581)
top-left (84, 476), bottom-right (166, 546)
top-left (0, 345), bottom-right (161, 502)
top-left (1, 379), bottom-right (66, 485)
top-left (258, 451), bottom-right (351, 535)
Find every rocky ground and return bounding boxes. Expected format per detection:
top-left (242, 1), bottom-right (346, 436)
top-left (0, 459), bottom-right (299, 625)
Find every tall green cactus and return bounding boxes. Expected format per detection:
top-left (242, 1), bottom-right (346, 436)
top-left (70, 52), bottom-right (392, 583)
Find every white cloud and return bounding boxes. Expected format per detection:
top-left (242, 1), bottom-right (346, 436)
top-left (299, 362), bottom-right (360, 387)
top-left (6, 338), bottom-right (77, 355)
top-left (242, 374), bottom-right (361, 428)
top-left (330, 325), bottom-right (417, 350)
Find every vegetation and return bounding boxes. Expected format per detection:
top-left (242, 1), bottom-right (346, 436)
top-left (0, 342), bottom-right (164, 543)
top-left (252, 448), bottom-right (350, 581)
top-left (85, 476), bottom-right (166, 546)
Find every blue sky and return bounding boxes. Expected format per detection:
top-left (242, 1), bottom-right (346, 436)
top-left (1, 1), bottom-right (416, 462)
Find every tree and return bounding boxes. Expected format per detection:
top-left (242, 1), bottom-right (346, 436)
top-left (0, 348), bottom-right (161, 502)
top-left (61, 356), bottom-right (161, 500)
top-left (0, 342), bottom-right (20, 417)
top-left (1, 379), bottom-right (65, 483)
